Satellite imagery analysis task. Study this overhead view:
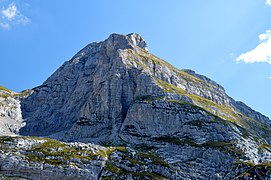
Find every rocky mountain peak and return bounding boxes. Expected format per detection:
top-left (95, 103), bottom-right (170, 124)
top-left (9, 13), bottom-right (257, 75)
top-left (126, 33), bottom-right (148, 50)
top-left (71, 33), bottom-right (148, 62)
top-left (105, 33), bottom-right (148, 51)
top-left (1, 33), bottom-right (271, 179)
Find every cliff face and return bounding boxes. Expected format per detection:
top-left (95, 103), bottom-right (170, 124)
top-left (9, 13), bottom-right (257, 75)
top-left (1, 33), bottom-right (271, 179)
top-left (0, 86), bottom-right (30, 136)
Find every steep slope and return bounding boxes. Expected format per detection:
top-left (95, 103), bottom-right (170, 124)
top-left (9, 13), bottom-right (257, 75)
top-left (0, 86), bottom-right (30, 136)
top-left (20, 33), bottom-right (271, 142)
top-left (20, 33), bottom-right (159, 142)
top-left (5, 33), bottom-right (269, 179)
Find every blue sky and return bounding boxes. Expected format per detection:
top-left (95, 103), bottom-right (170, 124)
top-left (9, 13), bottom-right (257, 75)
top-left (0, 0), bottom-right (270, 118)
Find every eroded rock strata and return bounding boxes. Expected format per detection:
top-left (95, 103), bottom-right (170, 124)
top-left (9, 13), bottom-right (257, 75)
top-left (0, 33), bottom-right (271, 179)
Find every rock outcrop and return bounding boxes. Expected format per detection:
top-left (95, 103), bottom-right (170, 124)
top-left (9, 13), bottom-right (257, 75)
top-left (1, 136), bottom-right (271, 180)
top-left (0, 86), bottom-right (30, 136)
top-left (1, 33), bottom-right (271, 179)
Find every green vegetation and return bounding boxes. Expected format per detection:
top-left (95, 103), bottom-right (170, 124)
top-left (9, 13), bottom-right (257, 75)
top-left (155, 78), bottom-right (271, 141)
top-left (236, 160), bottom-right (271, 178)
top-left (155, 78), bottom-right (236, 120)
top-left (105, 164), bottom-right (122, 174)
top-left (0, 85), bottom-right (32, 99)
top-left (236, 160), bottom-right (256, 167)
top-left (13, 89), bottom-right (33, 98)
top-left (114, 146), bottom-right (127, 152)
top-left (99, 146), bottom-right (127, 157)
top-left (0, 101), bottom-right (5, 107)
top-left (104, 162), bottom-right (168, 179)
top-left (103, 145), bottom-right (169, 179)
top-left (125, 49), bottom-right (203, 84)
top-left (135, 95), bottom-right (164, 103)
top-left (0, 92), bottom-right (12, 99)
top-left (0, 136), bottom-right (15, 144)
top-left (255, 162), bottom-right (271, 169)
top-left (25, 139), bottom-right (98, 165)
top-left (0, 85), bottom-right (12, 99)
top-left (167, 99), bottom-right (207, 112)
top-left (0, 88), bottom-right (32, 109)
top-left (0, 85), bottom-right (11, 93)
top-left (153, 136), bottom-right (244, 156)
top-left (128, 157), bottom-right (144, 165)
top-left (259, 144), bottom-right (271, 152)
top-left (137, 151), bottom-right (170, 168)
top-left (0, 135), bottom-right (128, 166)
top-left (137, 49), bottom-right (203, 84)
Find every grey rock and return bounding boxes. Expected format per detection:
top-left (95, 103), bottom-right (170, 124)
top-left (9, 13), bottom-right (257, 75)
top-left (0, 88), bottom-right (30, 136)
top-left (1, 33), bottom-right (271, 179)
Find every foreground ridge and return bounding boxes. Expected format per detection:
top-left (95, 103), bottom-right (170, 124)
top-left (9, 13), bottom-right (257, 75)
top-left (0, 33), bottom-right (271, 179)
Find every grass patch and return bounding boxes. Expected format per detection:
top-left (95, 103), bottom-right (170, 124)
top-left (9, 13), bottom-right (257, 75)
top-left (0, 136), bottom-right (16, 142)
top-left (99, 146), bottom-right (127, 158)
top-left (259, 144), bottom-right (271, 152)
top-left (125, 49), bottom-right (203, 84)
top-left (0, 85), bottom-right (32, 99)
top-left (104, 162), bottom-right (168, 179)
top-left (0, 85), bottom-right (11, 93)
top-left (13, 89), bottom-right (33, 98)
top-left (0, 93), bottom-right (11, 99)
top-left (128, 157), bottom-right (144, 165)
top-left (25, 139), bottom-right (101, 165)
top-left (135, 95), bottom-right (164, 103)
top-left (137, 151), bottom-right (170, 168)
top-left (236, 160), bottom-right (271, 178)
top-left (105, 163), bottom-right (122, 174)
top-left (153, 136), bottom-right (244, 156)
top-left (235, 160), bottom-right (271, 168)
top-left (155, 78), bottom-right (271, 141)
top-left (155, 79), bottom-right (236, 120)
top-left (167, 99), bottom-right (207, 112)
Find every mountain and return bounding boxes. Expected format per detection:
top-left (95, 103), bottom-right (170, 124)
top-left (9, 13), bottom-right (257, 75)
top-left (0, 33), bottom-right (271, 179)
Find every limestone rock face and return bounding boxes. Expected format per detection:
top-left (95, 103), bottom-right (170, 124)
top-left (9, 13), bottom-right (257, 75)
top-left (20, 33), bottom-right (160, 143)
top-left (0, 136), bottom-right (107, 180)
top-left (0, 87), bottom-right (29, 136)
top-left (1, 33), bottom-right (270, 179)
top-left (20, 33), bottom-right (271, 142)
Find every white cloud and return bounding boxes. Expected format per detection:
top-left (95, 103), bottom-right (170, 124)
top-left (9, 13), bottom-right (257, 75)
top-left (2, 2), bottom-right (17, 20)
top-left (0, 2), bottom-right (30, 30)
top-left (236, 30), bottom-right (271, 64)
top-left (266, 0), bottom-right (271, 6)
top-left (259, 30), bottom-right (271, 41)
top-left (269, 77), bottom-right (271, 80)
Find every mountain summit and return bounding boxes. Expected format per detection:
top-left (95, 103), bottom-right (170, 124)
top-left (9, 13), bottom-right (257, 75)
top-left (20, 33), bottom-right (270, 142)
top-left (1, 33), bottom-right (271, 179)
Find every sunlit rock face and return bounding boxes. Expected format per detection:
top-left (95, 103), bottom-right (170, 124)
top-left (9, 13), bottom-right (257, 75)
top-left (0, 87), bottom-right (30, 136)
top-left (1, 33), bottom-right (270, 179)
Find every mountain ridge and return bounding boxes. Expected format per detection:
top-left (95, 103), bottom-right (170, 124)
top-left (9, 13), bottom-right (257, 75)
top-left (0, 33), bottom-right (271, 179)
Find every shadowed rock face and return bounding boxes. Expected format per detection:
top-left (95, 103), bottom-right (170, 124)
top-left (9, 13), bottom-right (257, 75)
top-left (2, 33), bottom-right (269, 179)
